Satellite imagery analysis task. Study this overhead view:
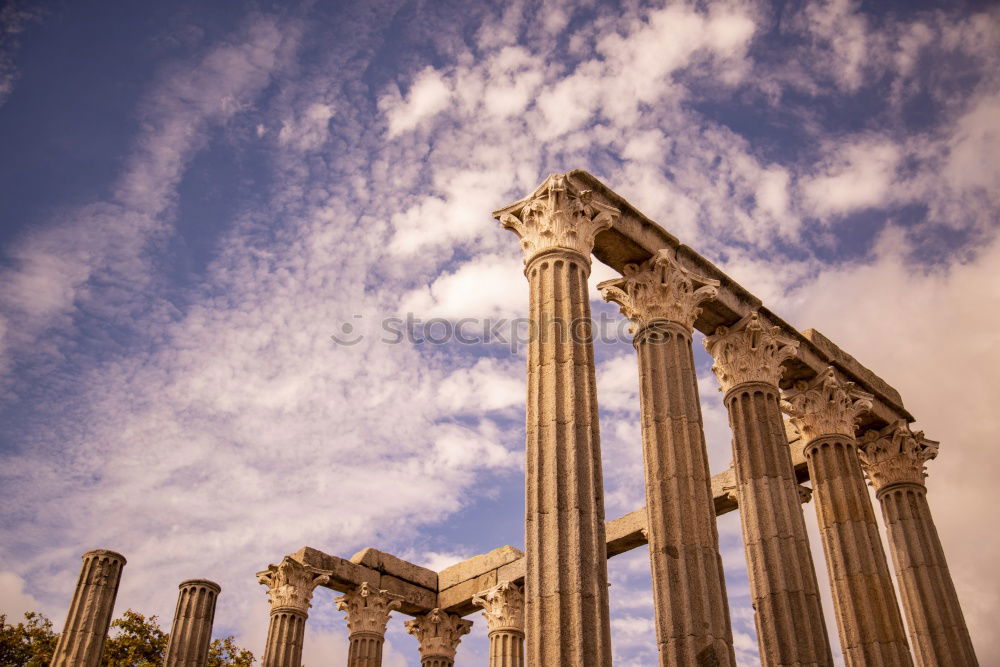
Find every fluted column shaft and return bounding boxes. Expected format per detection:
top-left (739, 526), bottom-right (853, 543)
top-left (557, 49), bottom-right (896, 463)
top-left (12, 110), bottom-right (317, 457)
top-left (726, 383), bottom-right (833, 665)
top-left (487, 629), bottom-right (525, 667)
top-left (347, 632), bottom-right (385, 666)
top-left (878, 483), bottom-right (977, 665)
top-left (262, 609), bottom-right (307, 667)
top-left (523, 248), bottom-right (612, 666)
top-left (164, 579), bottom-right (220, 667)
top-left (473, 582), bottom-right (525, 667)
top-left (806, 436), bottom-right (912, 665)
top-left (52, 549), bottom-right (127, 667)
top-left (636, 323), bottom-right (734, 666)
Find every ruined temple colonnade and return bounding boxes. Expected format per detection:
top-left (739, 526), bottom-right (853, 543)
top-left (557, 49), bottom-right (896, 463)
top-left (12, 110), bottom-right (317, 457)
top-left (49, 171), bottom-right (976, 667)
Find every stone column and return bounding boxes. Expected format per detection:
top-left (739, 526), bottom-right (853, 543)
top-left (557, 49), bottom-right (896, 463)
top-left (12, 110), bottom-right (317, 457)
top-left (256, 557), bottom-right (330, 667)
top-left (704, 312), bottom-right (832, 666)
top-left (858, 422), bottom-right (978, 666)
top-left (335, 581), bottom-right (402, 667)
top-left (599, 250), bottom-right (735, 666)
top-left (404, 608), bottom-right (473, 667)
top-left (472, 581), bottom-right (525, 667)
top-left (494, 173), bottom-right (617, 666)
top-left (51, 549), bottom-right (127, 667)
top-left (163, 579), bottom-right (221, 667)
top-left (783, 367), bottom-right (913, 666)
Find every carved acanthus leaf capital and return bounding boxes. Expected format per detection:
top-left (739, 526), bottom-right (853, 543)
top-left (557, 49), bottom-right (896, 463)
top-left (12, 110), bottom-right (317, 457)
top-left (598, 249), bottom-right (719, 333)
top-left (704, 311), bottom-right (799, 393)
top-left (781, 367), bottom-right (873, 443)
top-left (256, 557), bottom-right (330, 614)
top-left (471, 581), bottom-right (524, 633)
top-left (495, 173), bottom-right (619, 265)
top-left (797, 484), bottom-right (814, 504)
top-left (335, 581), bottom-right (402, 636)
top-left (404, 608), bottom-right (472, 660)
top-left (857, 421), bottom-right (939, 492)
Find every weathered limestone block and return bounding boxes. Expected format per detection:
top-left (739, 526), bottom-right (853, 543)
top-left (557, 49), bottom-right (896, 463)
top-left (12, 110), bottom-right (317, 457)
top-left (51, 549), bottom-right (127, 667)
top-left (494, 173), bottom-right (615, 666)
top-left (784, 368), bottom-right (912, 666)
top-left (257, 557), bottom-right (330, 667)
top-left (858, 422), bottom-right (978, 667)
top-left (472, 581), bottom-right (525, 667)
top-left (404, 608), bottom-right (472, 667)
top-left (705, 312), bottom-right (832, 666)
top-left (335, 581), bottom-right (402, 667)
top-left (163, 579), bottom-right (221, 667)
top-left (600, 250), bottom-right (735, 667)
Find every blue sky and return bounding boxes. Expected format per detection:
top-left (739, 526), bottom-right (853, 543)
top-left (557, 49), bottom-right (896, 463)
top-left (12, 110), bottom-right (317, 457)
top-left (1, 0), bottom-right (998, 664)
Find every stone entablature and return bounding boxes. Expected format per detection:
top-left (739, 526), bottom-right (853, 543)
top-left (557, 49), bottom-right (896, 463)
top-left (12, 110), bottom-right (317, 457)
top-left (335, 581), bottom-right (402, 635)
top-left (471, 581), bottom-right (524, 633)
top-left (782, 367), bottom-right (873, 443)
top-left (257, 557), bottom-right (330, 614)
top-left (404, 608), bottom-right (473, 661)
top-left (598, 249), bottom-right (719, 334)
top-left (704, 310), bottom-right (799, 394)
top-left (493, 173), bottom-right (619, 266)
top-left (858, 421), bottom-right (940, 493)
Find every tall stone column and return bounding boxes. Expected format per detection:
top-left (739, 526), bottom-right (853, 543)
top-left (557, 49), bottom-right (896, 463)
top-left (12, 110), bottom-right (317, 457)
top-left (472, 581), bottom-right (525, 667)
top-left (783, 368), bottom-right (913, 666)
top-left (163, 579), bottom-right (221, 667)
top-left (704, 312), bottom-right (832, 666)
top-left (404, 608), bottom-right (472, 667)
top-left (858, 422), bottom-right (978, 666)
top-left (599, 250), bottom-right (735, 666)
top-left (494, 173), bottom-right (617, 666)
top-left (335, 581), bottom-right (402, 667)
top-left (51, 549), bottom-right (127, 667)
top-left (256, 557), bottom-right (330, 667)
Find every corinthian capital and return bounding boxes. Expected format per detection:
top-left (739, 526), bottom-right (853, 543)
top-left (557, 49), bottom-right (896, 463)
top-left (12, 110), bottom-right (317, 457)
top-left (256, 557), bottom-right (330, 614)
top-left (857, 421), bottom-right (939, 492)
top-left (781, 367), bottom-right (873, 443)
top-left (472, 581), bottom-right (524, 634)
top-left (598, 249), bottom-right (719, 333)
top-left (404, 608), bottom-right (472, 661)
top-left (493, 173), bottom-right (619, 265)
top-left (335, 581), bottom-right (402, 636)
top-left (703, 311), bottom-right (799, 393)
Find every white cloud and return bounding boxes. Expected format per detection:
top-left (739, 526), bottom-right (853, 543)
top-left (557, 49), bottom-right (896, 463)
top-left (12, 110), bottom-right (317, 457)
top-left (381, 66), bottom-right (452, 138)
top-left (800, 138), bottom-right (901, 217)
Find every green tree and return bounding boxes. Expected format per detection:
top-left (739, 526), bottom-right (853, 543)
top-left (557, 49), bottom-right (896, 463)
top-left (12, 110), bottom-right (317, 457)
top-left (207, 636), bottom-right (255, 667)
top-left (102, 610), bottom-right (168, 667)
top-left (0, 612), bottom-right (59, 667)
top-left (0, 608), bottom-right (254, 666)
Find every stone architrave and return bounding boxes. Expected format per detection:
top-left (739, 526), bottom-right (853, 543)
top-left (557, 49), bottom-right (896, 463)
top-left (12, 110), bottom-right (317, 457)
top-left (257, 557), bottom-right (330, 667)
top-left (704, 312), bottom-right (832, 665)
top-left (858, 422), bottom-right (978, 666)
top-left (51, 549), bottom-right (127, 667)
top-left (599, 251), bottom-right (736, 666)
top-left (404, 608), bottom-right (473, 667)
top-left (494, 174), bottom-right (617, 666)
top-left (783, 368), bottom-right (913, 666)
top-left (472, 581), bottom-right (525, 667)
top-left (163, 579), bottom-right (221, 667)
top-left (335, 581), bottom-right (402, 667)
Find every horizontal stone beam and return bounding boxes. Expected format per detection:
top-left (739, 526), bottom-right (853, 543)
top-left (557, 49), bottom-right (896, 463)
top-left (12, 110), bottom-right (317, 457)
top-left (533, 169), bottom-right (913, 429)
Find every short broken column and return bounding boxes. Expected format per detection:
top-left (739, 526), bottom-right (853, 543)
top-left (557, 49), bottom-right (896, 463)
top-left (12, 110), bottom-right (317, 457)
top-left (472, 581), bottom-right (525, 667)
top-left (600, 250), bottom-right (735, 666)
top-left (494, 174), bottom-right (617, 666)
top-left (257, 557), bottom-right (330, 667)
top-left (704, 312), bottom-right (832, 666)
top-left (404, 608), bottom-right (472, 667)
top-left (858, 422), bottom-right (979, 666)
top-left (51, 549), bottom-right (127, 667)
top-left (783, 367), bottom-right (913, 666)
top-left (163, 579), bottom-right (221, 667)
top-left (335, 581), bottom-right (401, 667)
